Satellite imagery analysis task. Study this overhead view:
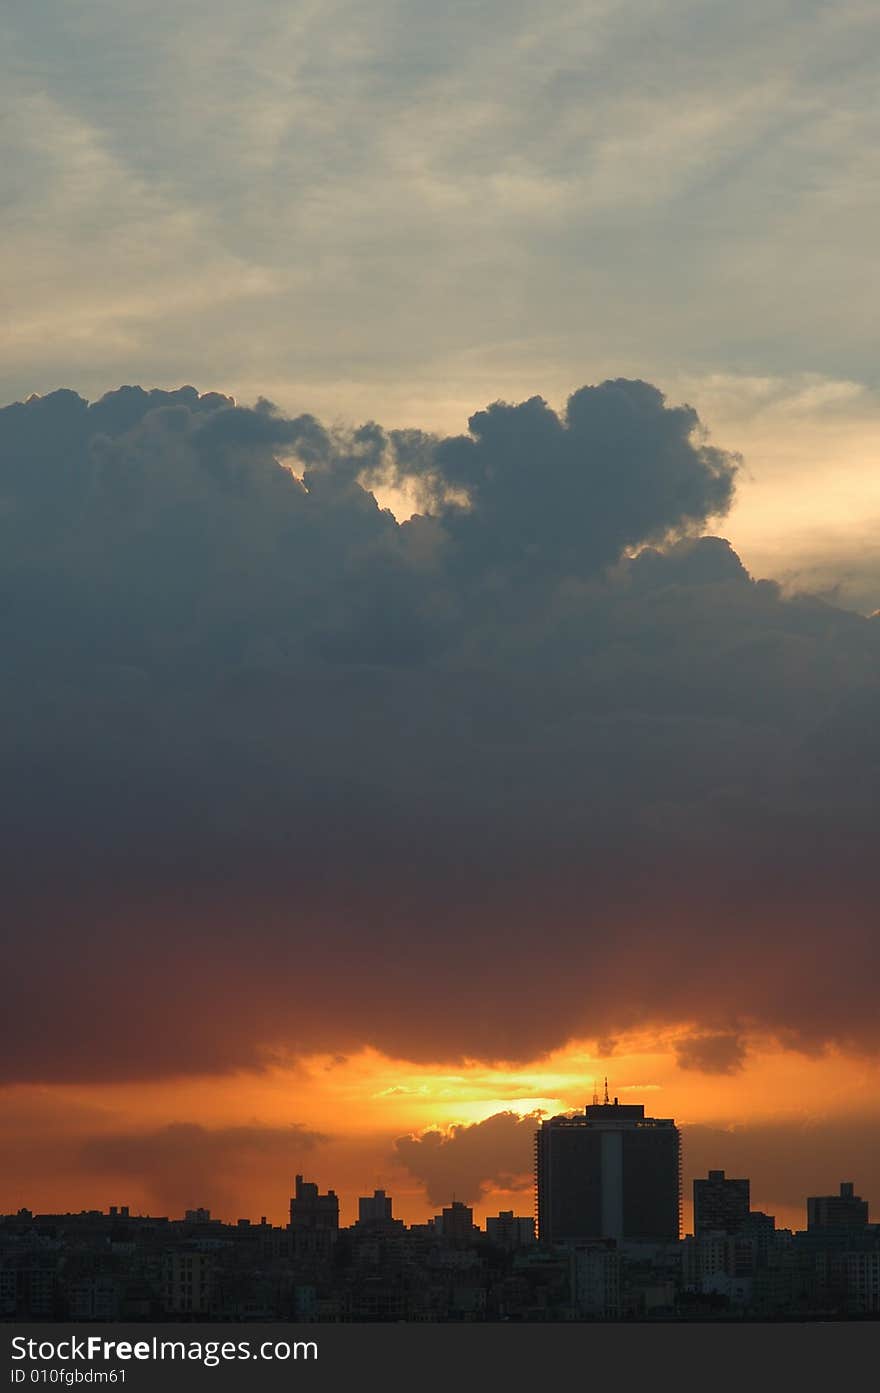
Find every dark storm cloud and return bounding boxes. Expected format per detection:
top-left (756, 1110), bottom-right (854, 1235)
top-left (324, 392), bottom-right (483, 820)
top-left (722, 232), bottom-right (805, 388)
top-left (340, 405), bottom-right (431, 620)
top-left (392, 381), bottom-right (737, 580)
top-left (674, 1033), bottom-right (748, 1075)
top-left (1, 380), bottom-right (878, 1082)
top-left (394, 1113), bottom-right (538, 1207)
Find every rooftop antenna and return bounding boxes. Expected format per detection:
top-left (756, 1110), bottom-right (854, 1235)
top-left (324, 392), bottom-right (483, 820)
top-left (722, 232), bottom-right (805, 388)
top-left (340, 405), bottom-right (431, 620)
top-left (603, 1077), bottom-right (610, 1106)
top-left (591, 1080), bottom-right (599, 1106)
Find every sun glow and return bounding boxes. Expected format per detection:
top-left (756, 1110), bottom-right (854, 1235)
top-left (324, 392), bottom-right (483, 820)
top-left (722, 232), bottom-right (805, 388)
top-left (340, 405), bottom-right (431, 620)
top-left (5, 1030), bottom-right (880, 1232)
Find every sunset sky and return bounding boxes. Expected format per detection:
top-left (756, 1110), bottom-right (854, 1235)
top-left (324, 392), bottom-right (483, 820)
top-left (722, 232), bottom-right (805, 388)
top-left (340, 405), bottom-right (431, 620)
top-left (2, 0), bottom-right (879, 1237)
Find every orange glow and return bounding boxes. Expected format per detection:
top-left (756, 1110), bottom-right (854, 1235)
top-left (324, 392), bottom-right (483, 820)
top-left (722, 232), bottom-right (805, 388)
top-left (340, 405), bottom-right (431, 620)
top-left (4, 1030), bottom-right (880, 1234)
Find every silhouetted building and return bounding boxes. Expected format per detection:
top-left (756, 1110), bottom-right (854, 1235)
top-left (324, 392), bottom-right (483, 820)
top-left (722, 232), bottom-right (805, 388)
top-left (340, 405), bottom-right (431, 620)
top-left (438, 1201), bottom-right (478, 1249)
top-left (536, 1096), bottom-right (680, 1245)
top-left (486, 1211), bottom-right (536, 1250)
top-left (358, 1190), bottom-right (393, 1225)
top-left (289, 1175), bottom-right (339, 1261)
top-left (4, 1163), bottom-right (880, 1321)
top-left (807, 1182), bottom-right (868, 1232)
top-left (739, 1210), bottom-right (777, 1264)
top-left (694, 1170), bottom-right (750, 1237)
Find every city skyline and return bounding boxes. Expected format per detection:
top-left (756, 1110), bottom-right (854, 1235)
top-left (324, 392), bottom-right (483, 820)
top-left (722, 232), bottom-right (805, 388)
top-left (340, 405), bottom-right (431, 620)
top-left (5, 1108), bottom-right (877, 1322)
top-left (3, 0), bottom-right (880, 1282)
top-left (4, 1077), bottom-right (877, 1236)
top-left (7, 1168), bottom-right (874, 1238)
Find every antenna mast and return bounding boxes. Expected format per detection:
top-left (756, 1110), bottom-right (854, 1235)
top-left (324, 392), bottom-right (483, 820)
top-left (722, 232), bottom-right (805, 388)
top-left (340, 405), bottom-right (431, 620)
top-left (603, 1077), bottom-right (610, 1106)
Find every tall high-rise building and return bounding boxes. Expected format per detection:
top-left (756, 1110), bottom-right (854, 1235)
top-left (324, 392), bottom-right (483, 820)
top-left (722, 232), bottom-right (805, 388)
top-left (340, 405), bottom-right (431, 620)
top-left (807, 1181), bottom-right (869, 1232)
top-left (693, 1169), bottom-right (750, 1237)
top-left (536, 1095), bottom-right (680, 1245)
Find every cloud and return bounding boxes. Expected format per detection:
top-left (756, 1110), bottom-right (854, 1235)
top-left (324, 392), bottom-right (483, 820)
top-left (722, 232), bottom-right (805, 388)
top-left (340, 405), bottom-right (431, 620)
top-left (384, 379), bottom-right (737, 578)
top-left (395, 1109), bottom-right (880, 1228)
top-left (393, 1112), bottom-right (538, 1207)
top-left (675, 1033), bottom-right (748, 1075)
top-left (0, 380), bottom-right (878, 1083)
top-left (76, 1123), bottom-right (324, 1218)
top-left (5, 0), bottom-right (878, 413)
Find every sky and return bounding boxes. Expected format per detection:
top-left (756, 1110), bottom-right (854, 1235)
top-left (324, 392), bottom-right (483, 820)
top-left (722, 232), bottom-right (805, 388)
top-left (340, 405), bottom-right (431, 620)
top-left (1, 0), bottom-right (879, 1234)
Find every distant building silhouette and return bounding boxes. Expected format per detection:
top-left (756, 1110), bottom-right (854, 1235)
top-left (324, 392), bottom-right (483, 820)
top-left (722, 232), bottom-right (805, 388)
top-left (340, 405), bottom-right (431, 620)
top-left (738, 1209), bottom-right (777, 1263)
top-left (485, 1211), bottom-right (536, 1250)
top-left (289, 1175), bottom-right (339, 1261)
top-left (807, 1181), bottom-right (869, 1232)
top-left (694, 1170), bottom-right (750, 1237)
top-left (536, 1096), bottom-right (681, 1245)
top-left (438, 1201), bottom-right (478, 1249)
top-left (1, 1157), bottom-right (878, 1320)
top-left (357, 1189), bottom-right (393, 1225)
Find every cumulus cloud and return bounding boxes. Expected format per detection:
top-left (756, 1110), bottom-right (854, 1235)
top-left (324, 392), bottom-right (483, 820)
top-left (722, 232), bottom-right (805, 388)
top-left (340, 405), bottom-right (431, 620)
top-left (0, 380), bottom-right (878, 1083)
top-left (394, 1112), bottom-right (538, 1207)
top-left (394, 1110), bottom-right (880, 1227)
top-left (382, 380), bottom-right (737, 579)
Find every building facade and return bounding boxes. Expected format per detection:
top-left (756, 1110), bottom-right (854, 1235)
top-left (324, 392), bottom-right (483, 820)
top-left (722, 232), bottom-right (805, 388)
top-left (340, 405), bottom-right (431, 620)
top-left (807, 1182), bottom-right (869, 1232)
top-left (357, 1190), bottom-right (393, 1225)
top-left (485, 1211), bottom-right (536, 1250)
top-left (536, 1098), bottom-right (680, 1245)
top-left (693, 1169), bottom-right (750, 1237)
top-left (438, 1201), bottom-right (479, 1249)
top-left (289, 1175), bottom-right (339, 1263)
